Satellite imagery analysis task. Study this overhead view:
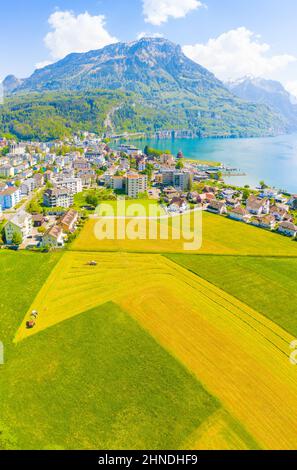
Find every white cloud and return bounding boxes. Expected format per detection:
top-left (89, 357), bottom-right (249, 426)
top-left (143, 0), bottom-right (204, 26)
top-left (37, 10), bottom-right (117, 67)
top-left (137, 31), bottom-right (164, 40)
top-left (183, 27), bottom-right (296, 81)
top-left (285, 81), bottom-right (297, 100)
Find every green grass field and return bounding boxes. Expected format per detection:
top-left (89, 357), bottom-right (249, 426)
top-left (166, 254), bottom-right (297, 337)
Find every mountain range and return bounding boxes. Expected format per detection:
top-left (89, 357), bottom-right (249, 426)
top-left (0, 38), bottom-right (292, 141)
top-left (227, 76), bottom-right (297, 131)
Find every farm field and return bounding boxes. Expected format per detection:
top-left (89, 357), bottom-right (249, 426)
top-left (166, 254), bottom-right (297, 337)
top-left (15, 251), bottom-right (297, 449)
top-left (71, 211), bottom-right (297, 255)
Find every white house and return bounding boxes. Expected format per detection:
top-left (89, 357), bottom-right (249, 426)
top-left (278, 221), bottom-right (297, 237)
top-left (246, 195), bottom-right (270, 216)
top-left (0, 165), bottom-right (14, 178)
top-left (207, 200), bottom-right (227, 215)
top-left (168, 197), bottom-right (189, 213)
top-left (4, 210), bottom-right (33, 244)
top-left (21, 178), bottom-right (36, 195)
top-left (42, 225), bottom-right (64, 248)
top-left (228, 207), bottom-right (251, 222)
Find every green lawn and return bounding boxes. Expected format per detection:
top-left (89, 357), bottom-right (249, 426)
top-left (199, 212), bottom-right (297, 256)
top-left (166, 254), bottom-right (297, 337)
top-left (0, 251), bottom-right (220, 450)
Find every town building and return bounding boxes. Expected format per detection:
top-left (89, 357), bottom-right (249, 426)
top-left (42, 225), bottom-right (64, 248)
top-left (207, 200), bottom-right (227, 215)
top-left (43, 188), bottom-right (73, 208)
top-left (54, 177), bottom-right (82, 195)
top-left (228, 207), bottom-right (251, 222)
top-left (4, 211), bottom-right (32, 244)
top-left (0, 165), bottom-right (14, 178)
top-left (0, 187), bottom-right (21, 210)
top-left (21, 178), bottom-right (36, 195)
top-left (125, 174), bottom-right (148, 198)
top-left (60, 209), bottom-right (79, 232)
top-left (246, 195), bottom-right (270, 216)
top-left (278, 221), bottom-right (297, 237)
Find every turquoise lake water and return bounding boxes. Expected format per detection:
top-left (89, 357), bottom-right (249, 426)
top-left (125, 134), bottom-right (297, 193)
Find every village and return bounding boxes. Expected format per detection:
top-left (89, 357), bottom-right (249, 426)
top-left (0, 133), bottom-right (297, 250)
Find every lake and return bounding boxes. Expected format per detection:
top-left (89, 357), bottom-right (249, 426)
top-left (125, 134), bottom-right (297, 193)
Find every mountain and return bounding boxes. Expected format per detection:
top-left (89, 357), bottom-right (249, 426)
top-left (2, 75), bottom-right (24, 94)
top-left (226, 76), bottom-right (297, 131)
top-left (0, 38), bottom-right (288, 140)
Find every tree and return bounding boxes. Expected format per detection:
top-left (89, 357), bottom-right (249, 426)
top-left (0, 146), bottom-right (9, 157)
top-left (175, 160), bottom-right (184, 170)
top-left (143, 163), bottom-right (154, 181)
top-left (86, 194), bottom-right (99, 207)
top-left (259, 180), bottom-right (268, 189)
top-left (11, 232), bottom-right (22, 246)
top-left (242, 188), bottom-right (250, 201)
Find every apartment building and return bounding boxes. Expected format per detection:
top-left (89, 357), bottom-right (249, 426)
top-left (54, 177), bottom-right (82, 195)
top-left (43, 188), bottom-right (73, 208)
top-left (125, 174), bottom-right (148, 198)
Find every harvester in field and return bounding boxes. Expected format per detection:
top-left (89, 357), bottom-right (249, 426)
top-left (88, 261), bottom-right (98, 266)
top-left (26, 310), bottom-right (38, 329)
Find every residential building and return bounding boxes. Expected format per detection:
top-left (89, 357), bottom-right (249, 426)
top-left (137, 159), bottom-right (147, 172)
top-left (196, 192), bottom-right (215, 204)
top-left (160, 153), bottom-right (174, 165)
top-left (270, 205), bottom-right (288, 221)
top-left (54, 177), bottom-right (82, 195)
top-left (288, 195), bottom-right (297, 210)
top-left (43, 188), bottom-right (73, 208)
top-left (32, 214), bottom-right (45, 227)
top-left (259, 188), bottom-right (279, 199)
top-left (278, 221), bottom-right (297, 237)
top-left (110, 175), bottom-right (124, 191)
top-left (168, 197), bottom-right (189, 213)
top-left (125, 174), bottom-right (148, 198)
top-left (21, 178), bottom-right (36, 195)
top-left (73, 159), bottom-right (90, 171)
top-left (251, 215), bottom-right (276, 230)
top-left (9, 142), bottom-right (26, 156)
top-left (160, 169), bottom-right (192, 191)
top-left (220, 188), bottom-right (237, 200)
top-left (0, 187), bottom-right (21, 210)
top-left (246, 195), bottom-right (270, 216)
top-left (33, 173), bottom-right (45, 187)
top-left (60, 209), bottom-right (79, 232)
top-left (228, 207), bottom-right (251, 222)
top-left (0, 165), bottom-right (14, 178)
top-left (43, 225), bottom-right (64, 248)
top-left (207, 201), bottom-right (227, 215)
top-left (4, 211), bottom-right (32, 244)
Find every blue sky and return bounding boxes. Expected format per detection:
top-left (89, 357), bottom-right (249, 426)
top-left (1, 0), bottom-right (297, 95)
